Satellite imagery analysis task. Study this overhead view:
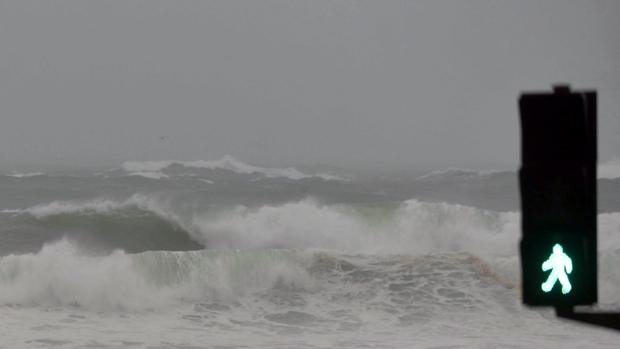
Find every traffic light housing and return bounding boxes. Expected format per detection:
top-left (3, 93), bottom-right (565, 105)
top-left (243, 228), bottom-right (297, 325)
top-left (519, 86), bottom-right (597, 306)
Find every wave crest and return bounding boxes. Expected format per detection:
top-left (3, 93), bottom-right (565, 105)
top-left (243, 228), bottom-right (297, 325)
top-left (6, 196), bottom-right (521, 256)
top-left (5, 195), bottom-right (202, 253)
top-left (0, 239), bottom-right (315, 310)
top-left (188, 199), bottom-right (520, 257)
top-left (121, 155), bottom-right (344, 181)
top-left (14, 194), bottom-right (184, 223)
top-left (3, 198), bottom-right (620, 308)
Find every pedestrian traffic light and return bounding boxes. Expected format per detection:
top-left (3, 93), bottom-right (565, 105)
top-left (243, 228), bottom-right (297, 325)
top-left (541, 243), bottom-right (573, 295)
top-left (519, 85), bottom-right (597, 306)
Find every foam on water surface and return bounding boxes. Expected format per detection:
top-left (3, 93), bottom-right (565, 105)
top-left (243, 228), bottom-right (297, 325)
top-left (0, 244), bottom-right (618, 348)
top-left (1, 164), bottom-right (620, 347)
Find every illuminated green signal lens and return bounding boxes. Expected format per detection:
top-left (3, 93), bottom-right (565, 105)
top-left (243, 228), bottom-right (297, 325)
top-left (541, 243), bottom-right (573, 295)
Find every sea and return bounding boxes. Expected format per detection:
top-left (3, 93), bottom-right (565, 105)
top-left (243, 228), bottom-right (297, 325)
top-left (1, 156), bottom-right (619, 348)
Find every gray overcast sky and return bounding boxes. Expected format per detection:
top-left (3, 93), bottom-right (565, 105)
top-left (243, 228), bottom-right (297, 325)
top-left (1, 0), bottom-right (619, 171)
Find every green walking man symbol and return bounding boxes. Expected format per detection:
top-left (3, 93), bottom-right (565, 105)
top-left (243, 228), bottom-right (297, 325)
top-left (541, 243), bottom-right (573, 294)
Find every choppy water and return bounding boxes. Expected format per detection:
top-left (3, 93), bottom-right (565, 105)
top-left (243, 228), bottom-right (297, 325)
top-left (1, 157), bottom-right (619, 348)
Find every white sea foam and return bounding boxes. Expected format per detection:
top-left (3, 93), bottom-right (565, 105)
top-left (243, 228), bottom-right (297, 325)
top-left (12, 195), bottom-right (188, 232)
top-left (3, 197), bottom-right (620, 349)
top-left (5, 196), bottom-right (522, 280)
top-left (127, 171), bottom-right (169, 179)
top-left (2, 244), bottom-right (617, 349)
top-left (8, 197), bottom-right (620, 305)
top-left (121, 155), bottom-right (344, 181)
top-left (9, 195), bottom-right (522, 289)
top-left (13, 195), bottom-right (620, 257)
top-left (4, 172), bottom-right (45, 178)
top-left (188, 199), bottom-right (620, 304)
top-left (415, 168), bottom-right (505, 181)
top-left (8, 196), bottom-right (519, 254)
top-left (419, 162), bottom-right (620, 181)
top-left (189, 199), bottom-right (520, 257)
top-left (0, 239), bottom-right (315, 310)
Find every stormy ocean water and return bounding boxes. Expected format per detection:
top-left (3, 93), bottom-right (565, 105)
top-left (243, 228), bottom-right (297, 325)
top-left (1, 156), bottom-right (620, 348)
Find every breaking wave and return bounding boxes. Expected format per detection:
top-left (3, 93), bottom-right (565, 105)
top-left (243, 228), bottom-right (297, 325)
top-left (3, 196), bottom-right (620, 310)
top-left (10, 194), bottom-right (183, 222)
top-left (415, 168), bottom-right (507, 182)
top-left (188, 199), bottom-right (519, 257)
top-left (3, 195), bottom-right (201, 253)
top-left (418, 161), bottom-right (620, 181)
top-left (7, 196), bottom-right (520, 257)
top-left (0, 239), bottom-right (513, 315)
top-left (121, 155), bottom-right (344, 181)
top-left (0, 240), bottom-right (316, 310)
top-left (3, 172), bottom-right (46, 178)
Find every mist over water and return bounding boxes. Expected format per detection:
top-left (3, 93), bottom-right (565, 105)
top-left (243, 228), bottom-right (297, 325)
top-left (1, 158), bottom-right (620, 348)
